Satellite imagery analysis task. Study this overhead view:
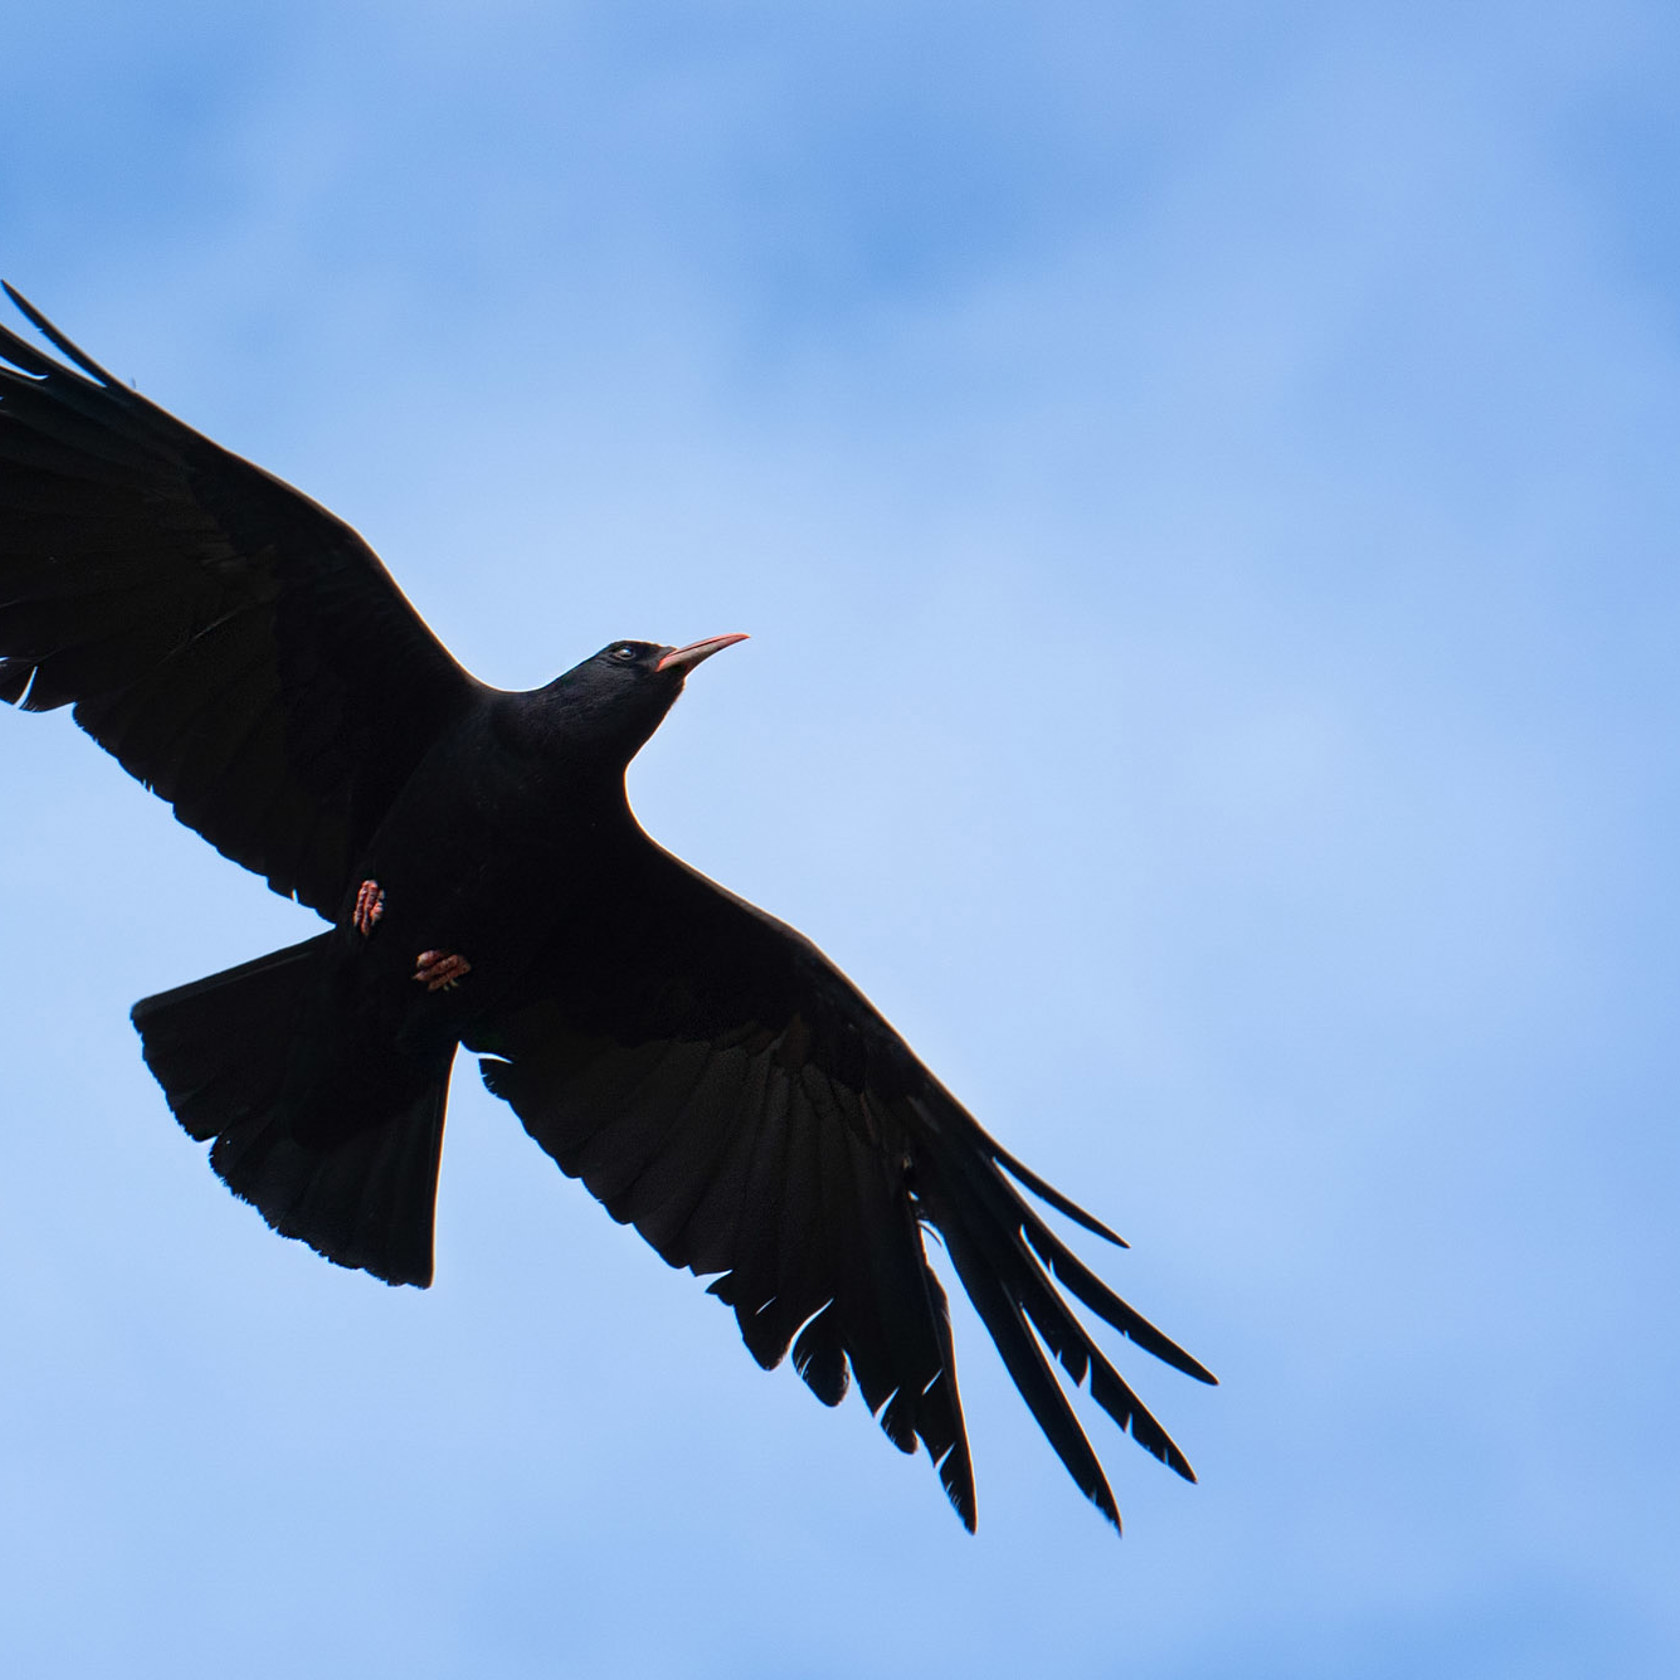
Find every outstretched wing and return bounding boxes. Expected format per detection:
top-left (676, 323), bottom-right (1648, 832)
top-left (466, 840), bottom-right (1216, 1532)
top-left (0, 286), bottom-right (482, 916)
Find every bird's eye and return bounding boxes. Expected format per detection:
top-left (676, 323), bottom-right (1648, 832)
top-left (610, 644), bottom-right (639, 663)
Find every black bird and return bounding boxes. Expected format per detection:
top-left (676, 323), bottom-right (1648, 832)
top-left (0, 286), bottom-right (1214, 1531)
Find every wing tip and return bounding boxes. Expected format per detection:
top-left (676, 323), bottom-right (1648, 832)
top-left (990, 1141), bottom-right (1130, 1248)
top-left (934, 1436), bottom-right (979, 1533)
top-left (0, 282), bottom-right (119, 385)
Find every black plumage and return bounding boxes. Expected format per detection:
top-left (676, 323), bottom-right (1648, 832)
top-left (0, 286), bottom-right (1214, 1531)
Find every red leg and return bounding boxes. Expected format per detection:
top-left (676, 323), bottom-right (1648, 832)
top-left (353, 879), bottom-right (385, 936)
top-left (414, 949), bottom-right (472, 992)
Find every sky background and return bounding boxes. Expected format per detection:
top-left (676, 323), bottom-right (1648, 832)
top-left (1, 3), bottom-right (1677, 1675)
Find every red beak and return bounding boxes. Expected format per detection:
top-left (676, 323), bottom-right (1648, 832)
top-left (655, 633), bottom-right (750, 674)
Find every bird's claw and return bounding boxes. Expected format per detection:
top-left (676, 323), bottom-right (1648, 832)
top-left (353, 878), bottom-right (386, 936)
top-left (414, 949), bottom-right (471, 992)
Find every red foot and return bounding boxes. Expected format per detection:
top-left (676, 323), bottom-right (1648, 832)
top-left (414, 949), bottom-right (471, 992)
top-left (353, 879), bottom-right (385, 936)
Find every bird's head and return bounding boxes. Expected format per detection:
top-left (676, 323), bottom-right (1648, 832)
top-left (534, 632), bottom-right (749, 768)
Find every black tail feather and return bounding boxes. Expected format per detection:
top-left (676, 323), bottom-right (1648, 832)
top-left (132, 935), bottom-right (453, 1287)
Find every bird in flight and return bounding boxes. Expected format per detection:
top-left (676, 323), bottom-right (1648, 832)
top-left (0, 285), bottom-right (1214, 1531)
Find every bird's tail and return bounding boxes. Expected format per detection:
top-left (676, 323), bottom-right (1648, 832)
top-left (131, 934), bottom-right (454, 1287)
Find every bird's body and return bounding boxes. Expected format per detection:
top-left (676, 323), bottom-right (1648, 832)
top-left (339, 689), bottom-right (629, 1025)
top-left (0, 285), bottom-right (1214, 1532)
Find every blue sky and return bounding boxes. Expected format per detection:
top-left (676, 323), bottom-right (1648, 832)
top-left (2, 3), bottom-right (1677, 1675)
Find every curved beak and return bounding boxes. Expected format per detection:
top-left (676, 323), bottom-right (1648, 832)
top-left (656, 632), bottom-right (750, 674)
